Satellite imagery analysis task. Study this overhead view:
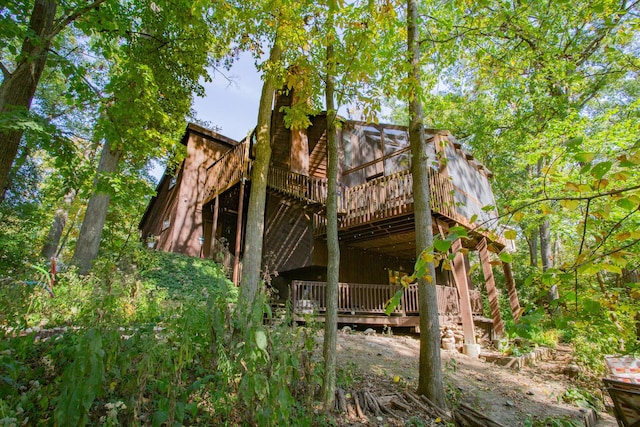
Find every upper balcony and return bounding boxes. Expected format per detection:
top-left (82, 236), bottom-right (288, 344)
top-left (203, 120), bottom-right (507, 254)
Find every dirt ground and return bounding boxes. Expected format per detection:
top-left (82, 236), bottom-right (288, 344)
top-left (325, 330), bottom-right (618, 427)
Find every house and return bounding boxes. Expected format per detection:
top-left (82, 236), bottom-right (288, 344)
top-left (139, 123), bottom-right (239, 258)
top-left (140, 91), bottom-right (521, 346)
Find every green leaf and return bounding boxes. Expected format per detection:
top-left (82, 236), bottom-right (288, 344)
top-left (255, 329), bottom-right (268, 352)
top-left (560, 199), bottom-right (580, 210)
top-left (616, 197), bottom-right (638, 210)
top-left (434, 239), bottom-right (452, 252)
top-left (384, 289), bottom-right (404, 315)
top-left (504, 229), bottom-right (517, 240)
top-left (575, 152), bottom-right (595, 163)
top-left (152, 411), bottom-right (169, 427)
top-left (499, 252), bottom-right (513, 263)
top-left (449, 226), bottom-right (468, 238)
top-left (590, 161), bottom-right (612, 179)
top-left (601, 264), bottom-right (622, 274)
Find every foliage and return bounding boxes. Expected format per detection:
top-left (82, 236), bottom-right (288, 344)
top-left (0, 250), bottom-right (321, 425)
top-left (385, 227), bottom-right (469, 315)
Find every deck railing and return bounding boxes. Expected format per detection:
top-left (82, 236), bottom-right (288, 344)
top-left (291, 280), bottom-right (482, 317)
top-left (204, 143), bottom-right (465, 230)
top-left (342, 170), bottom-right (414, 227)
top-left (268, 166), bottom-right (346, 208)
top-left (205, 142), bottom-right (251, 201)
top-left (311, 168), bottom-right (461, 233)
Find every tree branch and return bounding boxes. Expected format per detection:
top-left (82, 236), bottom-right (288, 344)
top-left (0, 61), bottom-right (11, 79)
top-left (50, 0), bottom-right (108, 40)
top-left (587, 206), bottom-right (640, 259)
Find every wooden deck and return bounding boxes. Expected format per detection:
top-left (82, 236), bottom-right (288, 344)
top-left (204, 145), bottom-right (469, 235)
top-left (291, 280), bottom-right (483, 327)
top-left (202, 135), bottom-right (505, 257)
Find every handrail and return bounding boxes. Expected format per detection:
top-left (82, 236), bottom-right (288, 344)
top-left (340, 168), bottom-right (460, 228)
top-left (204, 142), bottom-right (251, 201)
top-left (205, 149), bottom-right (469, 233)
top-left (291, 280), bottom-right (483, 316)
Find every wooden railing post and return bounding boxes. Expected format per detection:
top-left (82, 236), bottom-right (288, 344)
top-left (232, 178), bottom-right (246, 286)
top-left (208, 196), bottom-right (219, 257)
top-left (451, 239), bottom-right (476, 345)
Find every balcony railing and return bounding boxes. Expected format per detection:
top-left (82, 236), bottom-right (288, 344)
top-left (291, 280), bottom-right (483, 317)
top-left (204, 142), bottom-right (251, 201)
top-left (204, 142), bottom-right (475, 232)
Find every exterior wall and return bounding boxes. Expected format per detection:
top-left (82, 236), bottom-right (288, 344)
top-left (338, 246), bottom-right (413, 285)
top-left (263, 193), bottom-right (317, 272)
top-left (307, 115), bottom-right (328, 178)
top-left (443, 138), bottom-right (499, 230)
top-left (170, 132), bottom-right (221, 256)
top-left (139, 124), bottom-right (237, 257)
top-left (271, 91), bottom-right (293, 171)
top-left (139, 171), bottom-right (182, 250)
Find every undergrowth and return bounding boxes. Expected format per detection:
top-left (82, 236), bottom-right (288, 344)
top-left (0, 249), bottom-right (321, 426)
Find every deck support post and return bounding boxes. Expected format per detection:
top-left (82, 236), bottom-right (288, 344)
top-left (502, 261), bottom-right (521, 322)
top-left (477, 238), bottom-right (506, 338)
top-left (209, 195), bottom-right (219, 257)
top-left (451, 239), bottom-right (476, 345)
top-left (233, 179), bottom-right (246, 286)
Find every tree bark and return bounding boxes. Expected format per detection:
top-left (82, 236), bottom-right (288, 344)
top-left (526, 230), bottom-right (538, 267)
top-left (0, 0), bottom-right (56, 200)
top-left (41, 189), bottom-right (77, 259)
top-left (407, 0), bottom-right (445, 407)
top-left (239, 37), bottom-right (282, 310)
top-left (71, 140), bottom-right (121, 274)
top-left (322, 12), bottom-right (339, 409)
top-left (539, 218), bottom-right (553, 271)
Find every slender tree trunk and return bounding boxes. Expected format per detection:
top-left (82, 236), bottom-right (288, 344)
top-left (407, 0), bottom-right (445, 407)
top-left (321, 10), bottom-right (339, 409)
top-left (526, 230), bottom-right (538, 267)
top-left (0, 0), bottom-right (56, 200)
top-left (71, 140), bottom-right (121, 274)
top-left (539, 218), bottom-right (553, 271)
top-left (239, 37), bottom-right (282, 310)
top-left (41, 189), bottom-right (77, 259)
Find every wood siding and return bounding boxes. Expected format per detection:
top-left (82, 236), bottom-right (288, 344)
top-left (139, 125), bottom-right (237, 257)
top-left (271, 90), bottom-right (293, 171)
top-left (263, 194), bottom-right (317, 272)
top-left (308, 115), bottom-right (328, 178)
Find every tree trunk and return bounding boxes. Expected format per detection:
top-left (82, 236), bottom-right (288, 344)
top-left (239, 37), bottom-right (282, 310)
top-left (322, 12), bottom-right (339, 410)
top-left (526, 230), bottom-right (538, 267)
top-left (407, 0), bottom-right (445, 407)
top-left (0, 0), bottom-right (56, 200)
top-left (71, 140), bottom-right (121, 274)
top-left (539, 218), bottom-right (553, 271)
top-left (41, 189), bottom-right (77, 259)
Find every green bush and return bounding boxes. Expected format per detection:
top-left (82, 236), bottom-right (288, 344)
top-left (0, 250), bottom-right (320, 426)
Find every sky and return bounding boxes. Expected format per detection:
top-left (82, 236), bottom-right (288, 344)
top-left (191, 53), bottom-right (263, 142)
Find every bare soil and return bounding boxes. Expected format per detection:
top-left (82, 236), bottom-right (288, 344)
top-left (324, 330), bottom-right (618, 426)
